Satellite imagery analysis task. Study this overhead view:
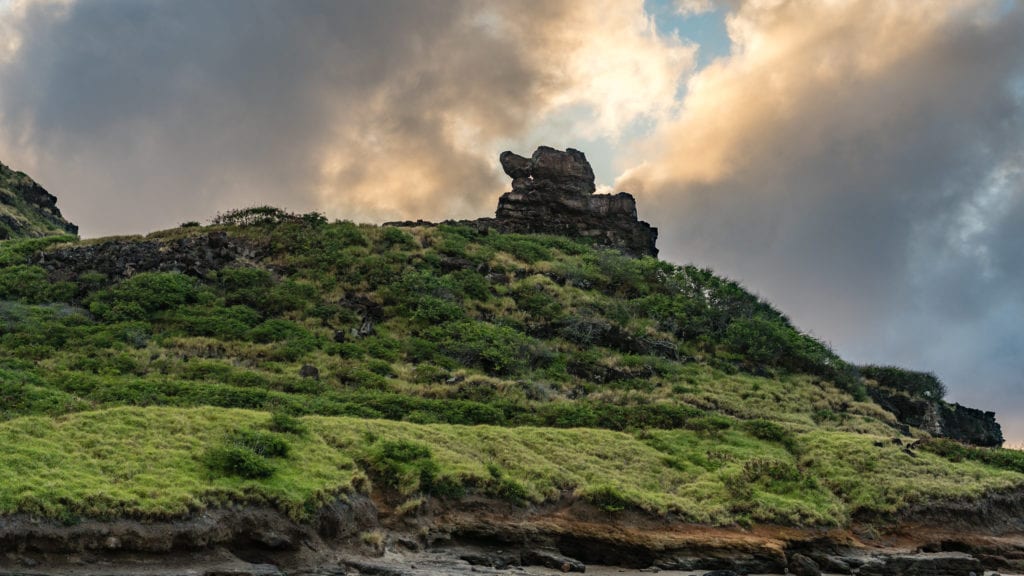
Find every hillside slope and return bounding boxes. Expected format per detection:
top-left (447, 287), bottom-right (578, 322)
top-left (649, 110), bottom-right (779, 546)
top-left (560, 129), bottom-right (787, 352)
top-left (0, 152), bottom-right (1022, 574)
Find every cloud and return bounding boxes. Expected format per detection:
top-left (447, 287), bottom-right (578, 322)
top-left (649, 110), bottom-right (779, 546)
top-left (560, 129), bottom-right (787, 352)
top-left (619, 0), bottom-right (1024, 438)
top-left (0, 0), bottom-right (692, 236)
top-left (675, 0), bottom-right (715, 16)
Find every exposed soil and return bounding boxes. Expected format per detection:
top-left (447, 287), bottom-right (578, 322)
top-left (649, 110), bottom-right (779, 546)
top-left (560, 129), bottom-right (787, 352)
top-left (3, 489), bottom-right (1024, 575)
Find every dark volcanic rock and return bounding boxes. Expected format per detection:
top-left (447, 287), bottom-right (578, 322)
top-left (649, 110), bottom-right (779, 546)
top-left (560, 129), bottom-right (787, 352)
top-left (857, 552), bottom-right (983, 576)
top-left (491, 147), bottom-right (657, 258)
top-left (501, 147), bottom-right (596, 195)
top-left (788, 552), bottom-right (821, 576)
top-left (33, 231), bottom-right (257, 282)
top-left (0, 160), bottom-right (78, 239)
top-left (867, 385), bottom-right (1003, 446)
top-left (386, 146), bottom-right (659, 258)
top-left (521, 548), bottom-right (586, 572)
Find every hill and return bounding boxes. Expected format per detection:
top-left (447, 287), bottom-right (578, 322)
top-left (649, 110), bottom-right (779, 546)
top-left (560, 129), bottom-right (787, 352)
top-left (0, 161), bottom-right (78, 239)
top-left (0, 149), bottom-right (1021, 575)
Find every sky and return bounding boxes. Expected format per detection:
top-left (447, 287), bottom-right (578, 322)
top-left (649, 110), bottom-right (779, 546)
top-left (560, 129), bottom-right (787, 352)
top-left (1, 0), bottom-right (1022, 440)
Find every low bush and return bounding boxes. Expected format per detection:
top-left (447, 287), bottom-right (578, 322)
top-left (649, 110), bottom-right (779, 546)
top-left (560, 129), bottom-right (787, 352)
top-left (227, 429), bottom-right (290, 458)
top-left (920, 438), bottom-right (1024, 474)
top-left (742, 419), bottom-right (798, 452)
top-left (583, 485), bottom-right (631, 513)
top-left (860, 365), bottom-right (947, 401)
top-left (363, 439), bottom-right (442, 495)
top-left (203, 445), bottom-right (275, 479)
top-left (269, 412), bottom-right (307, 435)
top-left (0, 265), bottom-right (74, 303)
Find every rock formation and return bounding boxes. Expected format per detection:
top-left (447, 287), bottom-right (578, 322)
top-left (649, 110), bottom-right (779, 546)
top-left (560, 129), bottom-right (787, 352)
top-left (867, 386), bottom-right (1004, 447)
top-left (387, 146), bottom-right (659, 258)
top-left (487, 146), bottom-right (658, 258)
top-left (34, 231), bottom-right (257, 282)
top-left (0, 160), bottom-right (78, 239)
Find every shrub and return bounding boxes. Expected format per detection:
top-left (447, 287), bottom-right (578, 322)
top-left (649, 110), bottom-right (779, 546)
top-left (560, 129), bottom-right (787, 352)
top-left (364, 440), bottom-right (443, 495)
top-left (411, 364), bottom-right (450, 384)
top-left (0, 265), bottom-right (73, 303)
top-left (860, 365), bottom-right (947, 401)
top-left (381, 227), bottom-right (415, 249)
top-left (89, 272), bottom-right (200, 320)
top-left (227, 429), bottom-right (290, 458)
top-left (584, 485), bottom-right (631, 513)
top-left (685, 414), bottom-right (733, 434)
top-left (170, 304), bottom-right (261, 340)
top-left (411, 296), bottom-right (464, 325)
top-left (486, 465), bottom-right (528, 504)
top-left (203, 446), bottom-right (275, 479)
top-left (742, 419), bottom-right (797, 452)
top-left (919, 438), bottom-right (1024, 474)
top-left (247, 319), bottom-right (310, 343)
top-left (723, 317), bottom-right (791, 366)
top-left (424, 320), bottom-right (543, 375)
top-left (218, 267), bottom-right (273, 306)
top-left (212, 205), bottom-right (324, 227)
top-left (482, 234), bottom-right (552, 263)
top-left (446, 269), bottom-right (490, 301)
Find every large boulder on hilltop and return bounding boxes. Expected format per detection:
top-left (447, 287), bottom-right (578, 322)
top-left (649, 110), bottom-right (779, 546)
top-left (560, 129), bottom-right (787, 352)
top-left (501, 146), bottom-right (596, 195)
top-left (491, 146), bottom-right (657, 257)
top-left (387, 146), bottom-right (659, 258)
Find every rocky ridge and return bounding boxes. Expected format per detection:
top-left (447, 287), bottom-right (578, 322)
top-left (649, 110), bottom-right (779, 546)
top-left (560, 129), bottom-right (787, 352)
top-left (0, 161), bottom-right (78, 239)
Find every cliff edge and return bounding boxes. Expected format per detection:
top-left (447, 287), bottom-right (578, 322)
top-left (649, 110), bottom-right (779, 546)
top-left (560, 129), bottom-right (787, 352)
top-left (0, 161), bottom-right (78, 239)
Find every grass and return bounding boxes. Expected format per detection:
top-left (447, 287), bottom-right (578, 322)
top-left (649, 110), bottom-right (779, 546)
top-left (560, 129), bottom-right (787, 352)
top-left (0, 407), bottom-right (356, 521)
top-left (799, 431), bottom-right (1023, 517)
top-left (0, 215), bottom-right (1021, 527)
top-left (0, 406), bottom-right (1019, 527)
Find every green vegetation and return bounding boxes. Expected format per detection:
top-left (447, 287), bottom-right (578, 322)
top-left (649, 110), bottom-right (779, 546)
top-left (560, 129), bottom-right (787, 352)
top-left (0, 210), bottom-right (1020, 527)
top-left (919, 437), bottom-right (1024, 474)
top-left (860, 365), bottom-right (947, 401)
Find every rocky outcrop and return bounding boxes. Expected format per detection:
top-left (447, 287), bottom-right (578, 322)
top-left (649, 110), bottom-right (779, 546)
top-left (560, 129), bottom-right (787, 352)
top-left (866, 385), bottom-right (1003, 447)
top-left (861, 366), bottom-right (1003, 446)
top-left (385, 146), bottom-right (659, 258)
top-left (937, 401), bottom-right (1003, 447)
top-left (0, 160), bottom-right (78, 239)
top-left (857, 552), bottom-right (982, 576)
top-left (486, 146), bottom-right (658, 258)
top-left (33, 231), bottom-right (259, 282)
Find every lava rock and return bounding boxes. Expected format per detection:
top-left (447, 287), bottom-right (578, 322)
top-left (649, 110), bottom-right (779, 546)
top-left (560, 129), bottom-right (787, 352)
top-left (788, 552), bottom-right (821, 576)
top-left (34, 231), bottom-right (253, 282)
top-left (491, 146), bottom-right (658, 258)
top-left (521, 548), bottom-right (586, 572)
top-left (857, 552), bottom-right (983, 576)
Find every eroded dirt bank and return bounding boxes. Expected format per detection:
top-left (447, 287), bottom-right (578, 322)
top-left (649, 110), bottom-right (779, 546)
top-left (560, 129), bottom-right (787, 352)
top-left (3, 491), bottom-right (1024, 576)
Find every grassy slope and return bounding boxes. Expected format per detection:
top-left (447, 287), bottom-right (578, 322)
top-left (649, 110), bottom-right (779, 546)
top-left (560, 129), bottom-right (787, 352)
top-left (2, 406), bottom-right (1019, 526)
top-left (0, 210), bottom-right (1022, 527)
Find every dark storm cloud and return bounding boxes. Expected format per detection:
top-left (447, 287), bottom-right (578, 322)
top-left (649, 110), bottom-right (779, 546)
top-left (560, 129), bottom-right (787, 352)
top-left (620, 0), bottom-right (1024, 439)
top-left (0, 0), bottom-right (692, 236)
top-left (0, 0), bottom-right (537, 234)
